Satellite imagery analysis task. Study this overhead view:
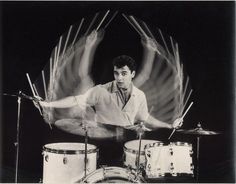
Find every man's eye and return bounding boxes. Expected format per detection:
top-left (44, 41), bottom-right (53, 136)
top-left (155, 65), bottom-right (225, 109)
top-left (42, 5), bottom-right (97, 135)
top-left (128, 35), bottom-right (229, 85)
top-left (122, 72), bottom-right (127, 76)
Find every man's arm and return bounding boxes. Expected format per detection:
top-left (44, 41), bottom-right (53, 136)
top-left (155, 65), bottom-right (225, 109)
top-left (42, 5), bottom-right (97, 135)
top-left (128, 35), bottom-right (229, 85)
top-left (39, 96), bottom-right (78, 108)
top-left (143, 115), bottom-right (183, 130)
top-left (38, 86), bottom-right (98, 109)
top-left (133, 37), bottom-right (157, 88)
top-left (144, 115), bottom-right (172, 129)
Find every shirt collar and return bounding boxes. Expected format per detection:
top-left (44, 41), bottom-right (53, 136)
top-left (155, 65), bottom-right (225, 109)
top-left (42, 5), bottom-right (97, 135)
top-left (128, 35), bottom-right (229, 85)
top-left (111, 81), bottom-right (136, 97)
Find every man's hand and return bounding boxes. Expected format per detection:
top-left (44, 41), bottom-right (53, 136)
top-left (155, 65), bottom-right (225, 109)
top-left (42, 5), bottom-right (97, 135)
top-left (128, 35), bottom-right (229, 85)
top-left (141, 36), bottom-right (157, 51)
top-left (85, 29), bottom-right (105, 49)
top-left (32, 95), bottom-right (43, 107)
top-left (172, 117), bottom-right (183, 129)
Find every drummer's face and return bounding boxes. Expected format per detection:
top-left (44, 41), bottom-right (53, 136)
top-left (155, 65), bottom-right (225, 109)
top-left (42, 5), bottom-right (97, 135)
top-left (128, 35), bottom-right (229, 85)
top-left (114, 65), bottom-right (135, 90)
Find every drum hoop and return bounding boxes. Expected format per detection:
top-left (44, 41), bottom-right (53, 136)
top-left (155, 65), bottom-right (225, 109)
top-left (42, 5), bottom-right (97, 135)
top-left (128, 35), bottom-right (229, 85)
top-left (123, 146), bottom-right (145, 155)
top-left (124, 140), bottom-right (161, 154)
top-left (43, 146), bottom-right (98, 154)
top-left (144, 142), bottom-right (164, 149)
top-left (170, 142), bottom-right (192, 146)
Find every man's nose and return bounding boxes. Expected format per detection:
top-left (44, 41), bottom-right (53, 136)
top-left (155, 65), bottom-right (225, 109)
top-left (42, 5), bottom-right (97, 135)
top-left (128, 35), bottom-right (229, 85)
top-left (117, 74), bottom-right (123, 80)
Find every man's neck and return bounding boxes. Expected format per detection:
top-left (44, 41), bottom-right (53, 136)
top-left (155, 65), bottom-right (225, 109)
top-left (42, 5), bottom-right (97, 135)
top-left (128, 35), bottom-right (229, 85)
top-left (122, 83), bottom-right (132, 92)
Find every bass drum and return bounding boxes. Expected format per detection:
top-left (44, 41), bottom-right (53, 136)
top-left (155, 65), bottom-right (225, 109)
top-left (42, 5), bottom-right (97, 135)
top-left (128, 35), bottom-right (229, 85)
top-left (82, 167), bottom-right (144, 183)
top-left (43, 142), bottom-right (98, 184)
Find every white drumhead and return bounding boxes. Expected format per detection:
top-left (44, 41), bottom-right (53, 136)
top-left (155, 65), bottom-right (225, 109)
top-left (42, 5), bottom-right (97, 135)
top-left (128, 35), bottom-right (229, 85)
top-left (43, 142), bottom-right (97, 154)
top-left (124, 140), bottom-right (159, 152)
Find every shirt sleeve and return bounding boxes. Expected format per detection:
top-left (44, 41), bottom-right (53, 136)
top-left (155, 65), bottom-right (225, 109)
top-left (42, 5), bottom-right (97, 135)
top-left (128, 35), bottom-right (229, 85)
top-left (75, 85), bottom-right (100, 108)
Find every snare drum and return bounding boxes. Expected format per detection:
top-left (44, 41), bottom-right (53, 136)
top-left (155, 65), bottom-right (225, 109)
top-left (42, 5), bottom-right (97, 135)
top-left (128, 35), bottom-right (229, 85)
top-left (123, 140), bottom-right (160, 169)
top-left (145, 142), bottom-right (194, 178)
top-left (82, 166), bottom-right (144, 183)
top-left (42, 142), bottom-right (98, 183)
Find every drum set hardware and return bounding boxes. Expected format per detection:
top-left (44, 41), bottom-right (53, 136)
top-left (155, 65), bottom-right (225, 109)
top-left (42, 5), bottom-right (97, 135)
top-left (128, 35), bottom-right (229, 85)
top-left (177, 122), bottom-right (220, 135)
top-left (177, 122), bottom-right (220, 182)
top-left (40, 121), bottom-right (221, 183)
top-left (2, 91), bottom-right (220, 183)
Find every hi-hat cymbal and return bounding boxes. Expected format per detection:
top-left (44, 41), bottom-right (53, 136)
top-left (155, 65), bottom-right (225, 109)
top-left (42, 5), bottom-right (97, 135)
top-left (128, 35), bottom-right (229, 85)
top-left (177, 128), bottom-right (220, 135)
top-left (55, 118), bottom-right (124, 139)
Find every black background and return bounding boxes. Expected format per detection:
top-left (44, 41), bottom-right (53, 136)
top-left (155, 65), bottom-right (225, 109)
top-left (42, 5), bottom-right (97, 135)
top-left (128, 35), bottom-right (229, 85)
top-left (0, 1), bottom-right (235, 183)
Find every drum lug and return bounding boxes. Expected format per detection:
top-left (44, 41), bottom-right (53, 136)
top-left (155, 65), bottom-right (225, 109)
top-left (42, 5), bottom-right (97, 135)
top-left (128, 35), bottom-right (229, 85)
top-left (45, 155), bottom-right (49, 162)
top-left (189, 149), bottom-right (193, 156)
top-left (170, 162), bottom-right (174, 171)
top-left (190, 163), bottom-right (194, 171)
top-left (169, 148), bottom-right (173, 155)
top-left (63, 157), bottom-right (68, 164)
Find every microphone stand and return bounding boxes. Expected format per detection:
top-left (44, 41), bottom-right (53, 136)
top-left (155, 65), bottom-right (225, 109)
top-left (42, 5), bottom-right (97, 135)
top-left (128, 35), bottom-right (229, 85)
top-left (15, 90), bottom-right (22, 183)
top-left (2, 91), bottom-right (38, 183)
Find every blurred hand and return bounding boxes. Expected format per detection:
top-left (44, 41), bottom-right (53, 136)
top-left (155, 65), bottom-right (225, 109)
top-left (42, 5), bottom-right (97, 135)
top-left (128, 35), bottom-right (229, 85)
top-left (32, 96), bottom-right (44, 110)
top-left (85, 29), bottom-right (105, 49)
top-left (141, 36), bottom-right (157, 51)
top-left (172, 117), bottom-right (183, 129)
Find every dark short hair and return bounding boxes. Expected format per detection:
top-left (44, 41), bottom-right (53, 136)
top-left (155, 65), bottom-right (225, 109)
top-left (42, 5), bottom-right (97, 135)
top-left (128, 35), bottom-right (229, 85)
top-left (112, 55), bottom-right (136, 72)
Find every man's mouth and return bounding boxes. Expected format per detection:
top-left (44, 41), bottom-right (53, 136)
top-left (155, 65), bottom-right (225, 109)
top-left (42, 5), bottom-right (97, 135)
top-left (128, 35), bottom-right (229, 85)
top-left (117, 82), bottom-right (124, 85)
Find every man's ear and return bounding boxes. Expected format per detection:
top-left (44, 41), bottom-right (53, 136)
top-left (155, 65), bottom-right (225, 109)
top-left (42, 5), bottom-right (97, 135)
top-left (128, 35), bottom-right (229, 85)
top-left (131, 71), bottom-right (136, 78)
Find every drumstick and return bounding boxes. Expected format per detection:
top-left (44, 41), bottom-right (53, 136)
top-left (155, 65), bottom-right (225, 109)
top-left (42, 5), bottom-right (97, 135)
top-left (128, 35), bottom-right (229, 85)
top-left (71, 18), bottom-right (85, 46)
top-left (182, 101), bottom-right (193, 119)
top-left (26, 73), bottom-right (44, 116)
top-left (62, 25), bottom-right (72, 57)
top-left (158, 29), bottom-right (171, 57)
top-left (26, 73), bottom-right (36, 97)
top-left (41, 70), bottom-right (48, 100)
top-left (33, 79), bottom-right (52, 129)
top-left (96, 10), bottom-right (110, 31)
top-left (32, 84), bottom-right (39, 97)
top-left (130, 16), bottom-right (148, 38)
top-left (56, 36), bottom-right (62, 62)
top-left (122, 14), bottom-right (143, 37)
top-left (168, 102), bottom-right (193, 140)
top-left (104, 11), bottom-right (118, 29)
top-left (84, 12), bottom-right (99, 36)
top-left (170, 36), bottom-right (177, 59)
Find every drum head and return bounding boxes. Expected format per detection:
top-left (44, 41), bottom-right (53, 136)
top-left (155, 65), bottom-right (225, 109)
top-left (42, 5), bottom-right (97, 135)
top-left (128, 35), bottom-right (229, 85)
top-left (124, 140), bottom-right (159, 154)
top-left (43, 142), bottom-right (97, 154)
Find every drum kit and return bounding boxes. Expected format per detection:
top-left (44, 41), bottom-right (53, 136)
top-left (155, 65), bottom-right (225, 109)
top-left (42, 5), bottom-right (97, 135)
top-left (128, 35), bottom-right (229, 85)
top-left (41, 121), bottom-right (220, 183)
top-left (3, 92), bottom-right (220, 183)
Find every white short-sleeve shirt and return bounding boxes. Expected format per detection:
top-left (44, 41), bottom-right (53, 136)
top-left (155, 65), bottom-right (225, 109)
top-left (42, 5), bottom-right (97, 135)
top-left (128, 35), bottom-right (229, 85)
top-left (77, 81), bottom-right (149, 127)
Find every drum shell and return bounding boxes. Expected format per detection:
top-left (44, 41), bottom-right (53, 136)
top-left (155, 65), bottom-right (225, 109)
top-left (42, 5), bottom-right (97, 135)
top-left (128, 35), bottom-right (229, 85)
top-left (42, 142), bottom-right (98, 184)
top-left (145, 142), bottom-right (194, 178)
top-left (82, 166), bottom-right (144, 183)
top-left (123, 140), bottom-right (160, 169)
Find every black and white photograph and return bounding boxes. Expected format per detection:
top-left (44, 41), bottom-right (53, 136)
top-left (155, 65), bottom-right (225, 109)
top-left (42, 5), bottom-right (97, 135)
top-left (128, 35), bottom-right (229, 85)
top-left (0, 1), bottom-right (235, 183)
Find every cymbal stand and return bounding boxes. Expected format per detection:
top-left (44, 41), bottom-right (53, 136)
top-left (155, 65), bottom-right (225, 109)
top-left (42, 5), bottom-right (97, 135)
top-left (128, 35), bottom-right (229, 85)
top-left (196, 136), bottom-right (200, 182)
top-left (195, 122), bottom-right (202, 182)
top-left (135, 123), bottom-right (145, 175)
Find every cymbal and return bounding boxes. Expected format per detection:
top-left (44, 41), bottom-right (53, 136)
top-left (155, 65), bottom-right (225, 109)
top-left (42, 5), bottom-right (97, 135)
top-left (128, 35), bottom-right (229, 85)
top-left (177, 128), bottom-right (220, 135)
top-left (125, 123), bottom-right (152, 132)
top-left (55, 118), bottom-right (124, 139)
